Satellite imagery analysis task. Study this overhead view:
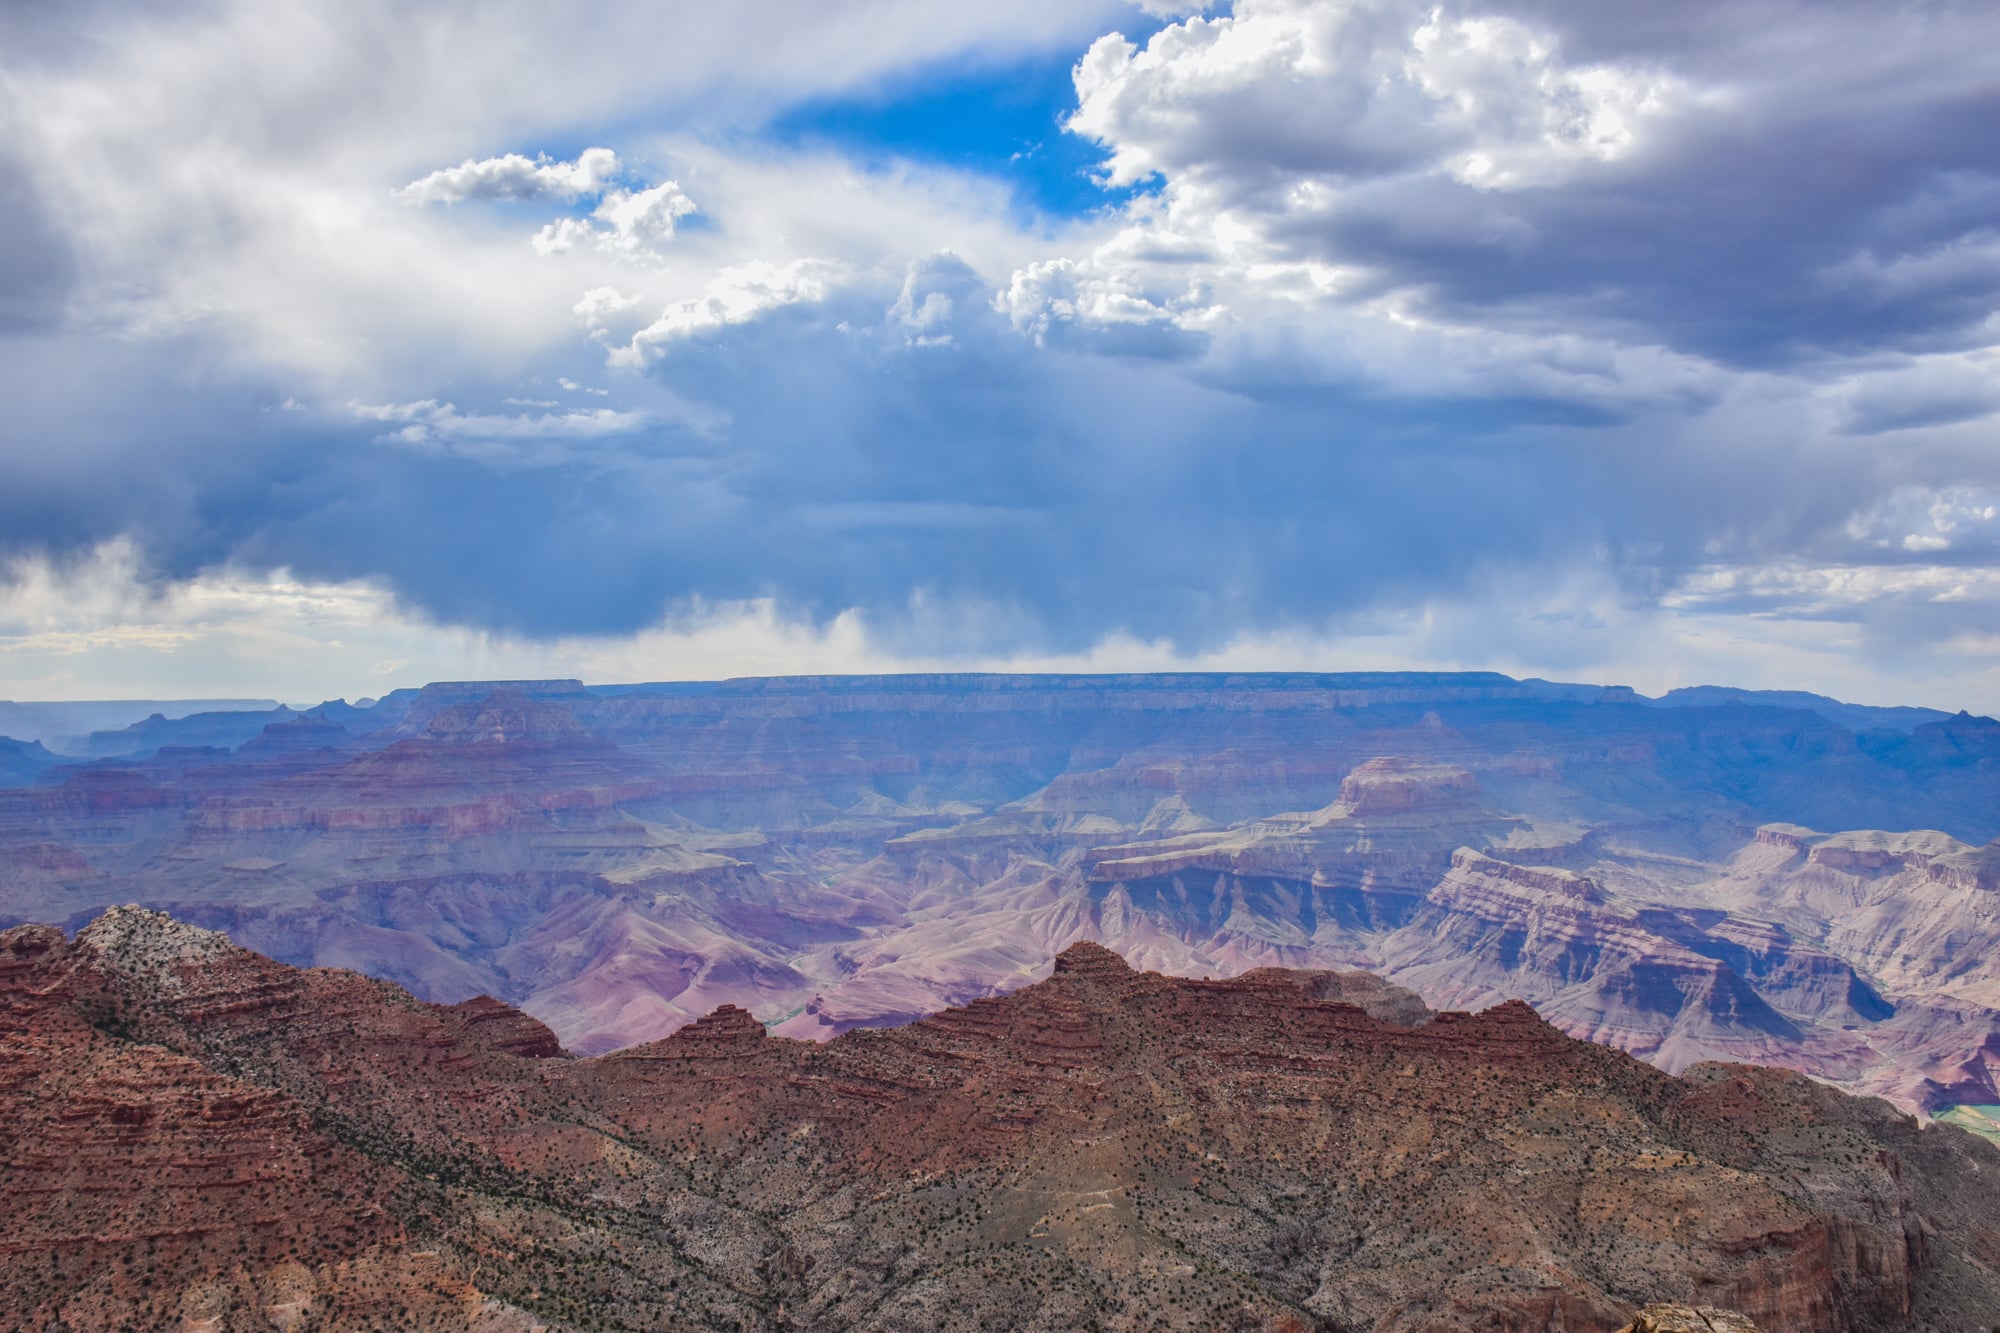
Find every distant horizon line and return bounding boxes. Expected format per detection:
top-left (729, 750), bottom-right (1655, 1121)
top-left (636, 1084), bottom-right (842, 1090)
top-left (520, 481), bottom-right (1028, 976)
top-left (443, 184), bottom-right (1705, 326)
top-left (2, 668), bottom-right (1977, 716)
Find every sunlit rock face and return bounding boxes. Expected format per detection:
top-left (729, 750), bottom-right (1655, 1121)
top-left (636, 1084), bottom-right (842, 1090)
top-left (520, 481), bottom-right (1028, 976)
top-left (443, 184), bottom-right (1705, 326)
top-left (1, 671), bottom-right (1998, 1113)
top-left (6, 920), bottom-right (1999, 1331)
top-left (1620, 1308), bottom-right (1764, 1333)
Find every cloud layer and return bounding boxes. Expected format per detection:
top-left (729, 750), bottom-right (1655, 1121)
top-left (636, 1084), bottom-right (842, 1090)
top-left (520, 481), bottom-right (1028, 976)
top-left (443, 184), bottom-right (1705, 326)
top-left (2, 0), bottom-right (1999, 707)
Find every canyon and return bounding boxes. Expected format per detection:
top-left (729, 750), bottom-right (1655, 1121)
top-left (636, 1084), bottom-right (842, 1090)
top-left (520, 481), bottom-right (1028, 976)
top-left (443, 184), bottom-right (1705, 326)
top-left (1, 671), bottom-right (1998, 1124)
top-left (5, 910), bottom-right (1998, 1331)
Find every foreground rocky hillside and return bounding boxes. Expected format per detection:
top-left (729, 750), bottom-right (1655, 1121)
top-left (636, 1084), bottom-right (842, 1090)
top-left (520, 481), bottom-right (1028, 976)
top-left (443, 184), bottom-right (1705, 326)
top-left (4, 910), bottom-right (1997, 1331)
top-left (1, 673), bottom-right (1997, 1117)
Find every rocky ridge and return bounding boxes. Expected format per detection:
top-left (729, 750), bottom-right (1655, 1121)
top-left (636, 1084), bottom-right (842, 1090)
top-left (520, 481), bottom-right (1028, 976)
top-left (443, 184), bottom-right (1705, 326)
top-left (4, 912), bottom-right (1999, 1331)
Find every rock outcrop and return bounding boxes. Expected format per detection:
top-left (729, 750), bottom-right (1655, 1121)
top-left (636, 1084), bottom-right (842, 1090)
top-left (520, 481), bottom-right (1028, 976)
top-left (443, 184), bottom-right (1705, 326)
top-left (1619, 1308), bottom-right (1762, 1333)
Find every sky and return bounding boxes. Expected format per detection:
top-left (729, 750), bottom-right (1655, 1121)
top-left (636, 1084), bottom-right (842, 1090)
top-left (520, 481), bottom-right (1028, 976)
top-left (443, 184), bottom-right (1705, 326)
top-left (2, 0), bottom-right (2000, 710)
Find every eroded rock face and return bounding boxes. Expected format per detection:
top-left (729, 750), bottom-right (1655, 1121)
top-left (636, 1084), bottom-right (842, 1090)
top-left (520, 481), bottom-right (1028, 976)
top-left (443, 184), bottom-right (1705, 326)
top-left (6, 918), bottom-right (2000, 1332)
top-left (1335, 755), bottom-right (1483, 816)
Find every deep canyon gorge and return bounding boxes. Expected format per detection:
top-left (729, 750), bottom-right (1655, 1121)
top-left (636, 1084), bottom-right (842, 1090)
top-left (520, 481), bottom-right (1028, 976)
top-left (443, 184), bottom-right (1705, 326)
top-left (6, 673), bottom-right (2000, 1329)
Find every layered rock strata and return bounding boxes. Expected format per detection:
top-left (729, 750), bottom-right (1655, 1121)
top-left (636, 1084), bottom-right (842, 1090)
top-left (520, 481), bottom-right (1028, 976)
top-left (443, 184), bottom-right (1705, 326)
top-left (5, 675), bottom-right (2000, 1115)
top-left (4, 913), bottom-right (1999, 1331)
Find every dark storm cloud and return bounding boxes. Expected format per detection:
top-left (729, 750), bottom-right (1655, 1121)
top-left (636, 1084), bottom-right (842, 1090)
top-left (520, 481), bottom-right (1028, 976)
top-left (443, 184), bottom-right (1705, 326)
top-left (0, 255), bottom-right (1577, 642)
top-left (0, 252), bottom-right (1923, 653)
top-left (0, 144), bottom-right (76, 334)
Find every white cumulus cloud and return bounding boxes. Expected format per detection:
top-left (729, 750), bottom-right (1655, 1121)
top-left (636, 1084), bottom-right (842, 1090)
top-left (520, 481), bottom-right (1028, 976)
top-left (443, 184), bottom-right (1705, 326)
top-left (535, 180), bottom-right (700, 262)
top-left (612, 259), bottom-right (846, 366)
top-left (572, 286), bottom-right (647, 333)
top-left (398, 147), bottom-right (621, 204)
top-left (1406, 10), bottom-right (1703, 190)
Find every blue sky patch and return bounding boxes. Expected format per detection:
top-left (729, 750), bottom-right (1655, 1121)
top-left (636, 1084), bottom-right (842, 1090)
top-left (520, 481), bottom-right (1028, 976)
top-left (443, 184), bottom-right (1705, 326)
top-left (763, 40), bottom-right (1166, 222)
